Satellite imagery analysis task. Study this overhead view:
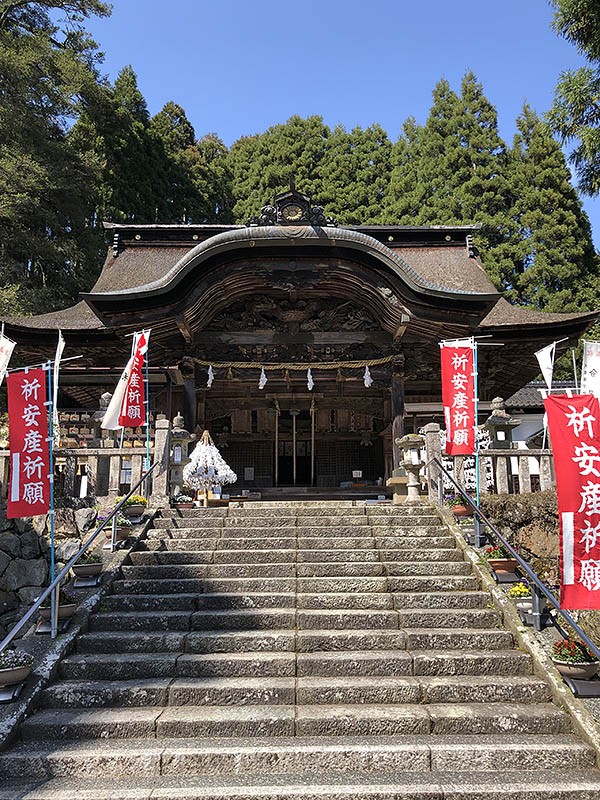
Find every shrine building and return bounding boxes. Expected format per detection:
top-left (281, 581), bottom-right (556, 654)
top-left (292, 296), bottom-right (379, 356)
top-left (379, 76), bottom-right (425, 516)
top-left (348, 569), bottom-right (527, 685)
top-left (4, 185), bottom-right (597, 493)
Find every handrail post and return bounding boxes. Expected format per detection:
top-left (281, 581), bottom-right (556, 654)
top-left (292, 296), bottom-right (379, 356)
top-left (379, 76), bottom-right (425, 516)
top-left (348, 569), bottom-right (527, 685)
top-left (51, 584), bottom-right (59, 639)
top-left (474, 514), bottom-right (482, 549)
top-left (532, 584), bottom-right (543, 632)
top-left (437, 476), bottom-right (443, 506)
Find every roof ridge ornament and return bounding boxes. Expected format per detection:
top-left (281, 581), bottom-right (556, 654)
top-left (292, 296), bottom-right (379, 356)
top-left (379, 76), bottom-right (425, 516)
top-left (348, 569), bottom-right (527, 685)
top-left (246, 177), bottom-right (338, 228)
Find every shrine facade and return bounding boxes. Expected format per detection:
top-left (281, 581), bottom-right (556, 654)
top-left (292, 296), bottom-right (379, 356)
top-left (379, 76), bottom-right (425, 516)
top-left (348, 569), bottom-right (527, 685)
top-left (5, 185), bottom-right (597, 493)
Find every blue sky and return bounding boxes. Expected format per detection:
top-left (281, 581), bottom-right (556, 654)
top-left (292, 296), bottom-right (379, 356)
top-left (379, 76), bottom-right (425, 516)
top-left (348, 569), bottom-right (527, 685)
top-left (86, 0), bottom-right (599, 246)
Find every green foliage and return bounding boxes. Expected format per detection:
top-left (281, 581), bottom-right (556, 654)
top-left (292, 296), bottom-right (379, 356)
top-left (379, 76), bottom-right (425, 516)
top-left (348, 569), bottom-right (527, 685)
top-left (552, 638), bottom-right (597, 664)
top-left (506, 104), bottom-right (599, 311)
top-left (0, 0), bottom-right (110, 313)
top-left (548, 1), bottom-right (600, 195)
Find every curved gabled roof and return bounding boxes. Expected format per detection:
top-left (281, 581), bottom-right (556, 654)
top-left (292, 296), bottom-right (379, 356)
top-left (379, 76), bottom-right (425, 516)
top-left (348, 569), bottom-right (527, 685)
top-left (84, 224), bottom-right (500, 304)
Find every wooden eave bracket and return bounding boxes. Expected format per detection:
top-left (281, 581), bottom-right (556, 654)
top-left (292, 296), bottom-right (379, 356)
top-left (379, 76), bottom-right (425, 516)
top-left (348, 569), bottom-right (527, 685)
top-left (176, 314), bottom-right (193, 344)
top-left (394, 313), bottom-right (410, 341)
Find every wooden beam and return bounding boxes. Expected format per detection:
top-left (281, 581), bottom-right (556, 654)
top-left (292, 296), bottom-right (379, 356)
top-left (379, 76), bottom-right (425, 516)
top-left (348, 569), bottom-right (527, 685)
top-left (176, 314), bottom-right (193, 344)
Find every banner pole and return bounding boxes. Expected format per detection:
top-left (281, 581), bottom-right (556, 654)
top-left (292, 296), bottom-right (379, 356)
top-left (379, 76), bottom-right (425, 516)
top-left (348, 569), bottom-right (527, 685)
top-left (572, 349), bottom-right (579, 392)
top-left (46, 361), bottom-right (57, 638)
top-left (145, 334), bottom-right (150, 501)
top-left (472, 339), bottom-right (482, 547)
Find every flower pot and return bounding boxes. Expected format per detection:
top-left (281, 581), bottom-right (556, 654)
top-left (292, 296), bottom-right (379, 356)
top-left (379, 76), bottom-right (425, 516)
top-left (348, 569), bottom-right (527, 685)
top-left (515, 597), bottom-right (547, 613)
top-left (39, 603), bottom-right (76, 621)
top-left (122, 504), bottom-right (145, 519)
top-left (487, 557), bottom-right (519, 574)
top-left (0, 665), bottom-right (32, 687)
top-left (452, 504), bottom-right (472, 517)
top-left (104, 527), bottom-right (130, 541)
top-left (72, 562), bottom-right (102, 578)
top-left (173, 502), bottom-right (195, 509)
top-left (552, 659), bottom-right (600, 680)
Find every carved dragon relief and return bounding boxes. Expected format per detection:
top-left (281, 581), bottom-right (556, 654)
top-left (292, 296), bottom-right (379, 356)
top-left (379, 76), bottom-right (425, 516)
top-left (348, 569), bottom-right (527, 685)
top-left (205, 295), bottom-right (380, 333)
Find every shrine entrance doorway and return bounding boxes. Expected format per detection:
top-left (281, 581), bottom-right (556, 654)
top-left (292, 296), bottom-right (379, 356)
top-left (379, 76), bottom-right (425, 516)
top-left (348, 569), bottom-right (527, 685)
top-left (276, 409), bottom-right (313, 486)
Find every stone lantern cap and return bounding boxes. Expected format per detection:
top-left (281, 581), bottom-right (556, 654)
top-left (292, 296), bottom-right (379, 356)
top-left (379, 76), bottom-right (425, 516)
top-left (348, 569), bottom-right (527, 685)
top-left (171, 411), bottom-right (191, 439)
top-left (483, 397), bottom-right (520, 431)
top-left (395, 433), bottom-right (425, 450)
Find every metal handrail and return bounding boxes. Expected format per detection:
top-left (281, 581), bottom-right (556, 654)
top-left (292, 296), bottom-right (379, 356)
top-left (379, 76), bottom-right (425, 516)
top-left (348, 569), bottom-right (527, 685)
top-left (0, 461), bottom-right (159, 653)
top-left (431, 456), bottom-right (600, 662)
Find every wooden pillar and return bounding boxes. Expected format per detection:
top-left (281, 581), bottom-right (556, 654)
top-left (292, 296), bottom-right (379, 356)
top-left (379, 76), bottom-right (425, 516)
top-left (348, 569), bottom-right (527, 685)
top-left (183, 377), bottom-right (196, 434)
top-left (292, 411), bottom-right (297, 486)
top-left (64, 454), bottom-right (77, 498)
top-left (311, 399), bottom-right (316, 487)
top-left (274, 408), bottom-right (279, 487)
top-left (391, 357), bottom-right (405, 472)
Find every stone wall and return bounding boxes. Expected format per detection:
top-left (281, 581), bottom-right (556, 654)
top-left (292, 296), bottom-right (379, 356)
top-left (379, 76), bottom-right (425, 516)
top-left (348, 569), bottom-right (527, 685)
top-left (479, 490), bottom-right (600, 645)
top-left (0, 503), bottom-right (97, 638)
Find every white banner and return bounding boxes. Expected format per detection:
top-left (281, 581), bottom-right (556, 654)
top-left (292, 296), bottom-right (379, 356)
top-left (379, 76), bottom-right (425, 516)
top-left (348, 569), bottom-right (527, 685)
top-left (52, 331), bottom-right (65, 446)
top-left (101, 354), bottom-right (135, 430)
top-left (535, 342), bottom-right (556, 391)
top-left (581, 340), bottom-right (600, 398)
top-left (0, 331), bottom-right (16, 387)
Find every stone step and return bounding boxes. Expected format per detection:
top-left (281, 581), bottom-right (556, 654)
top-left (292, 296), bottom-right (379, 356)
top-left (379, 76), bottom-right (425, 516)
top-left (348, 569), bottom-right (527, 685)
top-left (405, 629), bottom-right (514, 651)
top-left (190, 609), bottom-right (296, 630)
top-left (130, 551), bottom-right (216, 565)
top-left (298, 593), bottom-right (394, 610)
top-left (77, 632), bottom-right (187, 653)
top-left (296, 630), bottom-right (407, 652)
top-left (89, 612), bottom-right (192, 632)
top-left (377, 549), bottom-right (462, 562)
top-left (196, 593), bottom-right (296, 610)
top-left (0, 737), bottom-right (595, 784)
top-left (6, 770), bottom-right (600, 800)
top-left (393, 592), bottom-right (489, 609)
top-left (120, 564), bottom-right (297, 580)
top-left (112, 577), bottom-right (297, 594)
top-left (387, 576), bottom-right (479, 592)
top-left (384, 562), bottom-right (472, 577)
top-left (411, 649), bottom-right (531, 676)
top-left (396, 609), bottom-right (500, 629)
top-left (297, 576), bottom-right (388, 593)
top-left (374, 536), bottom-right (455, 549)
top-left (19, 702), bottom-right (570, 742)
top-left (297, 675), bottom-right (551, 705)
top-left (296, 549), bottom-right (380, 563)
top-left (59, 651), bottom-right (297, 680)
top-left (296, 610), bottom-right (398, 630)
top-left (40, 674), bottom-right (551, 710)
top-left (214, 549), bottom-right (297, 563)
top-left (102, 594), bottom-right (200, 612)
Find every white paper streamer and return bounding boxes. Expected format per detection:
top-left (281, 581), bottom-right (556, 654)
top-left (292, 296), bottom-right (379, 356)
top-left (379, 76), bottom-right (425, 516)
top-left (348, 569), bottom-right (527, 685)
top-left (363, 365), bottom-right (373, 388)
top-left (207, 365), bottom-right (214, 388)
top-left (307, 368), bottom-right (314, 391)
top-left (258, 367), bottom-right (267, 389)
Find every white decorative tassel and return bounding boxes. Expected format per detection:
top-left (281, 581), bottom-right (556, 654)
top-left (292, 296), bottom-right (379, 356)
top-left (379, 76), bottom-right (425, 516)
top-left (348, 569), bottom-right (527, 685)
top-left (363, 365), bottom-right (373, 388)
top-left (207, 365), bottom-right (214, 388)
top-left (307, 368), bottom-right (314, 391)
top-left (258, 367), bottom-right (267, 389)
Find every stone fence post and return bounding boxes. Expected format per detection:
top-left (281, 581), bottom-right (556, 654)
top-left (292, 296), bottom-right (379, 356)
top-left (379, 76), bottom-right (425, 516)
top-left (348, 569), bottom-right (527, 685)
top-left (150, 415), bottom-right (170, 508)
top-left (424, 422), bottom-right (442, 503)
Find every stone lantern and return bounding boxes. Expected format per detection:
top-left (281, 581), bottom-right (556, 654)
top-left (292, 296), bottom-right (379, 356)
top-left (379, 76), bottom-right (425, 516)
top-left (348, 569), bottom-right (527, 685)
top-left (169, 412), bottom-right (195, 497)
top-left (483, 397), bottom-right (520, 449)
top-left (386, 433), bottom-right (424, 504)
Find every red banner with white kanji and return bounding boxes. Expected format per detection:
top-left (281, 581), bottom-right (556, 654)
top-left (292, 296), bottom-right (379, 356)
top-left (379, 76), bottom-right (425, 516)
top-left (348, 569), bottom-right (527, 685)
top-left (545, 394), bottom-right (600, 609)
top-left (441, 342), bottom-right (476, 455)
top-left (6, 368), bottom-right (50, 519)
top-left (118, 331), bottom-right (149, 428)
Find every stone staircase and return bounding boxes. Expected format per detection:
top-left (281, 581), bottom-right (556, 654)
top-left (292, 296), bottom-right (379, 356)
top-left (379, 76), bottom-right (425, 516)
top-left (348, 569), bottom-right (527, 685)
top-left (1, 501), bottom-right (600, 799)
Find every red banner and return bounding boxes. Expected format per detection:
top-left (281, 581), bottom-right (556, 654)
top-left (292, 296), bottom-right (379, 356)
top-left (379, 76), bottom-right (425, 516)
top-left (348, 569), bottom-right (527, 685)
top-left (545, 393), bottom-right (600, 609)
top-left (441, 342), bottom-right (476, 455)
top-left (119, 331), bottom-right (148, 428)
top-left (6, 368), bottom-right (50, 519)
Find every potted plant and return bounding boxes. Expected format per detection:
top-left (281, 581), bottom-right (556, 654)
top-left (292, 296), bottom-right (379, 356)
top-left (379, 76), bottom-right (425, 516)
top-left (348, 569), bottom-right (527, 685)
top-left (103, 514), bottom-right (132, 541)
top-left (508, 581), bottom-right (546, 613)
top-left (39, 588), bottom-right (77, 620)
top-left (116, 494), bottom-right (148, 519)
top-left (0, 649), bottom-right (34, 687)
top-left (445, 494), bottom-right (472, 517)
top-left (551, 638), bottom-right (599, 680)
top-left (172, 494), bottom-right (195, 509)
top-left (483, 544), bottom-right (519, 574)
top-left (72, 551), bottom-right (103, 578)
